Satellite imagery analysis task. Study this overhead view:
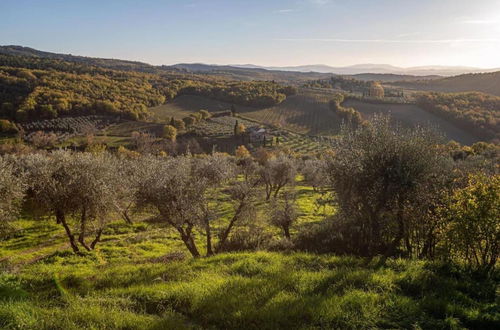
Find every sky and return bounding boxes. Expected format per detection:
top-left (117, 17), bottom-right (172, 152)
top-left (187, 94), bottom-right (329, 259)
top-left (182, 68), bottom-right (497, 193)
top-left (1, 0), bottom-right (500, 68)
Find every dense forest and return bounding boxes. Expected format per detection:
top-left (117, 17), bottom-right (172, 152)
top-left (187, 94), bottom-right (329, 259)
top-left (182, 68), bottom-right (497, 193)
top-left (0, 54), bottom-right (293, 122)
top-left (416, 92), bottom-right (500, 142)
top-left (303, 76), bottom-right (370, 92)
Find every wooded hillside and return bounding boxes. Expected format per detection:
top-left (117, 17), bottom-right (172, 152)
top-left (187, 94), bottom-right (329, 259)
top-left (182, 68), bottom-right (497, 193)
top-left (0, 54), bottom-right (293, 121)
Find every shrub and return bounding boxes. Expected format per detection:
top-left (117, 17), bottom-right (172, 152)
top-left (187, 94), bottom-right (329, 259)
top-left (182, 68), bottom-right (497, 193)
top-left (162, 125), bottom-right (177, 142)
top-left (182, 116), bottom-right (196, 127)
top-left (443, 173), bottom-right (499, 273)
top-left (198, 109), bottom-right (211, 119)
top-left (171, 119), bottom-right (185, 131)
top-left (0, 119), bottom-right (18, 135)
top-left (235, 145), bottom-right (250, 158)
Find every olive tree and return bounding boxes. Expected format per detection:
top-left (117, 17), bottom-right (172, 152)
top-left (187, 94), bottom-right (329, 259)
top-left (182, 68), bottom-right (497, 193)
top-left (325, 115), bottom-right (452, 257)
top-left (258, 153), bottom-right (297, 200)
top-left (193, 153), bottom-right (236, 255)
top-left (270, 191), bottom-right (298, 239)
top-left (22, 151), bottom-right (123, 252)
top-left (135, 155), bottom-right (206, 257)
top-left (135, 154), bottom-right (259, 257)
top-left (0, 156), bottom-right (25, 233)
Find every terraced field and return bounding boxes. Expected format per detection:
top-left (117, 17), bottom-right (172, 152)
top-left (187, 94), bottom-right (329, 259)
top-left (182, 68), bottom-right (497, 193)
top-left (343, 99), bottom-right (481, 145)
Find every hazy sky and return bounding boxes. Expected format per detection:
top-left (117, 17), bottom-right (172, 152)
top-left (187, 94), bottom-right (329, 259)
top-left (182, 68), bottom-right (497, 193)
top-left (1, 0), bottom-right (500, 68)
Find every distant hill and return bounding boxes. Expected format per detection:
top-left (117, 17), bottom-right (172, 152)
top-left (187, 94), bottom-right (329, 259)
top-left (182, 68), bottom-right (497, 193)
top-left (3, 46), bottom-right (497, 83)
top-left (0, 45), bottom-right (332, 82)
top-left (234, 63), bottom-right (500, 76)
top-left (0, 45), bottom-right (163, 73)
top-left (392, 71), bottom-right (500, 96)
top-left (350, 73), bottom-right (442, 82)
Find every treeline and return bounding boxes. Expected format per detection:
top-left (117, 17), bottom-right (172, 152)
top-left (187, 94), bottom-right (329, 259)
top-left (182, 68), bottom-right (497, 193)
top-left (177, 80), bottom-right (295, 107)
top-left (303, 76), bottom-right (370, 92)
top-left (329, 94), bottom-right (364, 126)
top-left (416, 91), bottom-right (500, 142)
top-left (0, 54), bottom-right (293, 123)
top-left (1, 116), bottom-right (498, 273)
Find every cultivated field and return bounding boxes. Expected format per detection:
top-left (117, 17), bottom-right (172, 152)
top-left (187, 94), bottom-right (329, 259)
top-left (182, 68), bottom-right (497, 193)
top-left (149, 95), bottom-right (254, 122)
top-left (149, 90), bottom-right (343, 136)
top-left (150, 90), bottom-right (481, 145)
top-left (343, 99), bottom-right (481, 145)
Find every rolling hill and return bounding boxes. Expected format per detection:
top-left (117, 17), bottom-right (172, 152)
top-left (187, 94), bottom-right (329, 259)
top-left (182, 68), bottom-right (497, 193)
top-left (0, 45), bottom-right (332, 82)
top-left (235, 63), bottom-right (500, 76)
top-left (149, 90), bottom-right (482, 144)
top-left (392, 71), bottom-right (500, 96)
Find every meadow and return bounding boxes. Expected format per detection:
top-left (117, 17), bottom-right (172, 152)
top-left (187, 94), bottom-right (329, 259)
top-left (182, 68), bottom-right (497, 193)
top-left (2, 220), bottom-right (497, 329)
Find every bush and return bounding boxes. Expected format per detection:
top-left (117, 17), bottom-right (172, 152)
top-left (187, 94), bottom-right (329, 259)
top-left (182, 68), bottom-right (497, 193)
top-left (171, 119), bottom-right (185, 131)
top-left (198, 109), bottom-right (211, 119)
top-left (162, 125), bottom-right (177, 142)
top-left (0, 119), bottom-right (18, 135)
top-left (443, 173), bottom-right (499, 273)
top-left (182, 116), bottom-right (196, 128)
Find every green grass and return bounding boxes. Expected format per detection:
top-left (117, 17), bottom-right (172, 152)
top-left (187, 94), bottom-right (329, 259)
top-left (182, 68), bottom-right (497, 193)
top-left (0, 188), bottom-right (497, 329)
top-left (1, 247), bottom-right (497, 329)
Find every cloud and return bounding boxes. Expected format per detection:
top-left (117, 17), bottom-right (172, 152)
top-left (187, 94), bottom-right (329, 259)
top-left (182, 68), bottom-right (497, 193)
top-left (396, 32), bottom-right (421, 38)
top-left (457, 16), bottom-right (499, 25)
top-left (275, 38), bottom-right (500, 44)
top-left (307, 0), bottom-right (331, 5)
top-left (275, 9), bottom-right (297, 13)
top-left (461, 19), bottom-right (497, 25)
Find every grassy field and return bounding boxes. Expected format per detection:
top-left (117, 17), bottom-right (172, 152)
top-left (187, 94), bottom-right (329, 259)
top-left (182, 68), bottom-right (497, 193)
top-left (1, 181), bottom-right (498, 329)
top-left (343, 100), bottom-right (481, 145)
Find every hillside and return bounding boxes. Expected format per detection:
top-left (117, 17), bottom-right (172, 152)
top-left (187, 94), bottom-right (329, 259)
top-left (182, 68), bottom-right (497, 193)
top-left (343, 99), bottom-right (481, 144)
top-left (1, 219), bottom-right (496, 329)
top-left (150, 90), bottom-right (342, 135)
top-left (392, 71), bottom-right (500, 96)
top-left (0, 46), bottom-right (332, 83)
top-left (0, 54), bottom-right (293, 122)
top-left (350, 73), bottom-right (441, 82)
top-left (149, 90), bottom-right (483, 144)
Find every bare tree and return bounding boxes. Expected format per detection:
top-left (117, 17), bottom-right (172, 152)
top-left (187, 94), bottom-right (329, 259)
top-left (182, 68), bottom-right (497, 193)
top-left (131, 131), bottom-right (157, 154)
